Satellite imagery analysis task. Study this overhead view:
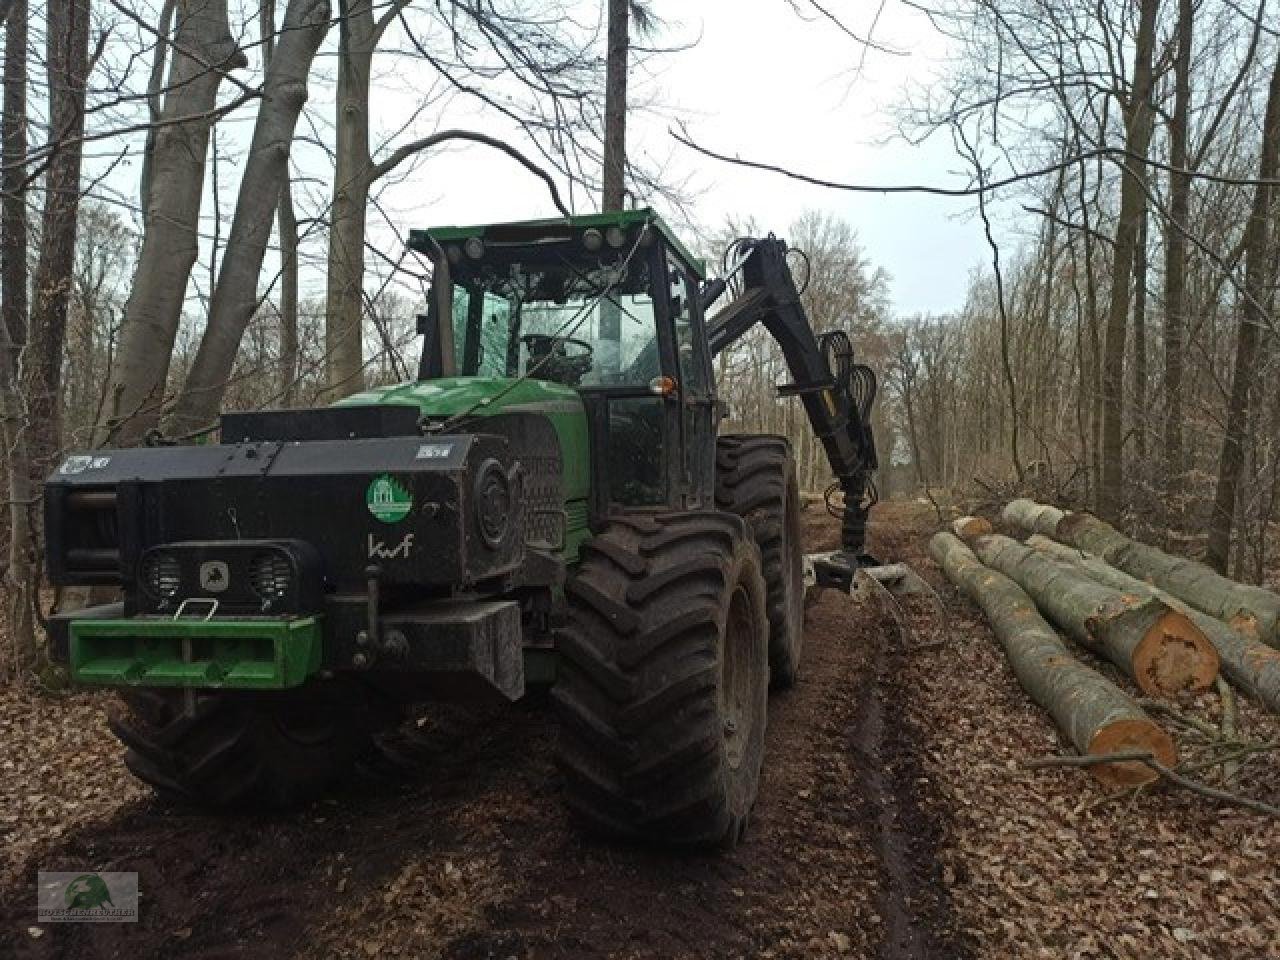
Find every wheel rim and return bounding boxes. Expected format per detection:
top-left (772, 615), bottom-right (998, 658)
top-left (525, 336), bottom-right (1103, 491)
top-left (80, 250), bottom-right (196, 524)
top-left (720, 583), bottom-right (755, 770)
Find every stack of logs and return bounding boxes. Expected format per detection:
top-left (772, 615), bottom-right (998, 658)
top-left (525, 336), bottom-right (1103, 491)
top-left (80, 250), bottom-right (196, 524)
top-left (932, 499), bottom-right (1280, 787)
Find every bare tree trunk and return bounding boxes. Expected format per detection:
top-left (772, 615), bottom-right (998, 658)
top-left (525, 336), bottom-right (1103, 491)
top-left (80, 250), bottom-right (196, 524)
top-left (591, 0), bottom-right (632, 377)
top-left (602, 0), bottom-right (628, 211)
top-left (258, 0), bottom-right (300, 406)
top-left (1132, 209), bottom-right (1148, 465)
top-left (322, 0), bottom-right (379, 402)
top-left (1, 0), bottom-right (26, 372)
top-left (167, 0), bottom-right (330, 434)
top-left (139, 0), bottom-right (177, 220)
top-left (1162, 0), bottom-right (1192, 519)
top-left (320, 6), bottom-right (580, 403)
top-left (26, 0), bottom-right (90, 481)
top-left (0, 339), bottom-right (34, 677)
top-left (278, 182), bottom-right (299, 404)
top-left (1099, 0), bottom-right (1158, 518)
top-left (1207, 52), bottom-right (1280, 573)
top-left (0, 0), bottom-right (36, 676)
top-left (102, 0), bottom-right (244, 446)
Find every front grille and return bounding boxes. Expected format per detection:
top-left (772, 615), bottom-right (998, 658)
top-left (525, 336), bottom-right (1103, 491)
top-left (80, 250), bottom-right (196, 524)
top-left (133, 541), bottom-right (318, 615)
top-left (250, 552), bottom-right (293, 599)
top-left (522, 456), bottom-right (562, 546)
top-left (142, 552), bottom-right (181, 599)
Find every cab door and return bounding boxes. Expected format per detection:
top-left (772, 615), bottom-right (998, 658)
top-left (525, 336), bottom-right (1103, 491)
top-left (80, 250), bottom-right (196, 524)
top-left (666, 254), bottom-right (716, 508)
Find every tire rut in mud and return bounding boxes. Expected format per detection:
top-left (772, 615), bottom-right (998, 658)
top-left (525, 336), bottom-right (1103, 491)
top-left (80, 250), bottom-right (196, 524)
top-left (847, 588), bottom-right (970, 960)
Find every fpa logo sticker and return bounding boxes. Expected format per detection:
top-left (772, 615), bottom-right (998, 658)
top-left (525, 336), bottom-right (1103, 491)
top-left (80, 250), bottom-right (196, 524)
top-left (59, 456), bottom-right (92, 475)
top-left (59, 455), bottom-right (111, 475)
top-left (416, 442), bottom-right (453, 460)
top-left (366, 474), bottom-right (412, 523)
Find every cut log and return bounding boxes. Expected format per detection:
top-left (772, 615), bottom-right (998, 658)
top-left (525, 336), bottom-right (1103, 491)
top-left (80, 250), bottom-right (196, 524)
top-left (951, 515), bottom-right (993, 539)
top-left (956, 531), bottom-right (1219, 696)
top-left (1026, 534), bottom-right (1280, 715)
top-left (1002, 498), bottom-right (1066, 537)
top-left (930, 532), bottom-right (1175, 786)
top-left (1003, 498), bottom-right (1280, 647)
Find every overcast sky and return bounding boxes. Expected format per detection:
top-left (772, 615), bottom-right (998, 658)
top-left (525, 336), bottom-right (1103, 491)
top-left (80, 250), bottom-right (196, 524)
top-left (83, 1), bottom-right (998, 321)
top-left (360, 0), bottom-right (993, 317)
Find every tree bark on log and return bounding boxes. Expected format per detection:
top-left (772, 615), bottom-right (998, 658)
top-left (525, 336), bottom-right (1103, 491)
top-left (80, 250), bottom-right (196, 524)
top-left (956, 531), bottom-right (1219, 696)
top-left (1002, 498), bottom-right (1066, 537)
top-left (930, 533), bottom-right (1175, 786)
top-left (1026, 535), bottom-right (1280, 716)
top-left (1003, 498), bottom-right (1280, 647)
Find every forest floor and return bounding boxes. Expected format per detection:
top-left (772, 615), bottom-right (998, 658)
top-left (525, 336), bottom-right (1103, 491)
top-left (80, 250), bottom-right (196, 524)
top-left (1, 502), bottom-right (1278, 959)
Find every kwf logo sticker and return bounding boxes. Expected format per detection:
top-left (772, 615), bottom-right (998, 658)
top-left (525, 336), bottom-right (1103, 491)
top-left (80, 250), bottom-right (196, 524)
top-left (368, 533), bottom-right (415, 560)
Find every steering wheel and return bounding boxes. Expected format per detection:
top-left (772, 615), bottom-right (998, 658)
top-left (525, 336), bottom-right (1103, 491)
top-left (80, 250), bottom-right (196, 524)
top-left (520, 334), bottom-right (595, 385)
top-left (521, 334), bottom-right (593, 361)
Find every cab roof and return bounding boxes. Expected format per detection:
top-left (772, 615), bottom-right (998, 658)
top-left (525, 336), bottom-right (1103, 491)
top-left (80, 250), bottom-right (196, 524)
top-left (407, 207), bottom-right (706, 281)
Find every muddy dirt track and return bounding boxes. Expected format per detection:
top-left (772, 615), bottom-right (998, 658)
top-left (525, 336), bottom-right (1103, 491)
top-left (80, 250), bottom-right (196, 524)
top-left (1, 511), bottom-right (968, 960)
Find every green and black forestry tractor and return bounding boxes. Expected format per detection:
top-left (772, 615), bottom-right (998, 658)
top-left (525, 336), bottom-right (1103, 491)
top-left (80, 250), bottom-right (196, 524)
top-left (44, 210), bottom-right (880, 848)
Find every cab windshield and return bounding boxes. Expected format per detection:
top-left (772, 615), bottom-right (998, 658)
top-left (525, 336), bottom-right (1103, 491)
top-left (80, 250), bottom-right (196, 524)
top-left (449, 257), bottom-right (658, 387)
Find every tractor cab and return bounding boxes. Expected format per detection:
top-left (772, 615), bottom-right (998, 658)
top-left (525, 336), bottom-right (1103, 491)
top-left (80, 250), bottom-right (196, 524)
top-left (410, 209), bottom-right (717, 514)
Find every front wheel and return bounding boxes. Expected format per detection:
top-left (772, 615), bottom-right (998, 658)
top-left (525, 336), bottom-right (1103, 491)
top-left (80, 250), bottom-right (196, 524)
top-left (553, 511), bottom-right (770, 848)
top-left (108, 680), bottom-right (380, 808)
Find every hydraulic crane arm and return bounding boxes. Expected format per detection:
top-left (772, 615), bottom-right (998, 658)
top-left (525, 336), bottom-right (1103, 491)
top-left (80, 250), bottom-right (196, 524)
top-left (703, 235), bottom-right (879, 572)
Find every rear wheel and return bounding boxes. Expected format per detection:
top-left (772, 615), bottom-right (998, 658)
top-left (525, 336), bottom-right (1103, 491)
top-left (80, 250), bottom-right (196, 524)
top-left (108, 680), bottom-right (379, 808)
top-left (553, 511), bottom-right (769, 848)
top-left (716, 434), bottom-right (806, 688)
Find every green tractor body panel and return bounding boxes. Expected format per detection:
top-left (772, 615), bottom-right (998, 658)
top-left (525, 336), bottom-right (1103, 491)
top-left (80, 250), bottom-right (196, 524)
top-left (336, 376), bottom-right (593, 560)
top-left (70, 615), bottom-right (322, 689)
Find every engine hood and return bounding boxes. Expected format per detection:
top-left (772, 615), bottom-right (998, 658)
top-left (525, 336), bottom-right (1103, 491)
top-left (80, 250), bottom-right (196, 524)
top-left (336, 376), bottom-right (584, 420)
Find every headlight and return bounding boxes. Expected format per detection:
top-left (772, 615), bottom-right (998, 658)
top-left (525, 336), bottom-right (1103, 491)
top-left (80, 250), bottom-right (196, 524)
top-left (142, 552), bottom-right (181, 600)
top-left (474, 460), bottom-right (511, 548)
top-left (250, 552), bottom-right (292, 606)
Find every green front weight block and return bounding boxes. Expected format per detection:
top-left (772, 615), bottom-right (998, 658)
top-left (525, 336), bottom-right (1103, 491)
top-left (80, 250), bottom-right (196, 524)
top-left (68, 616), bottom-right (323, 690)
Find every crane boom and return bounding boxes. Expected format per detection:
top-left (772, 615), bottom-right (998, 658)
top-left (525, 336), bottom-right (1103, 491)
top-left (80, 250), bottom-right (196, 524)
top-left (703, 235), bottom-right (879, 575)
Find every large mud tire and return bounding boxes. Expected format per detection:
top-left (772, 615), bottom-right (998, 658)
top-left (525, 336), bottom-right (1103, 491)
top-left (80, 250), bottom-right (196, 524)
top-left (553, 511), bottom-right (769, 848)
top-left (108, 680), bottom-right (378, 808)
top-left (715, 434), bottom-right (806, 689)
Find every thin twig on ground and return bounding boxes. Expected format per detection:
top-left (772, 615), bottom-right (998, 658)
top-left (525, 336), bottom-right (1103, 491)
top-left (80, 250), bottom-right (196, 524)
top-left (1136, 698), bottom-right (1223, 739)
top-left (1025, 750), bottom-right (1280, 818)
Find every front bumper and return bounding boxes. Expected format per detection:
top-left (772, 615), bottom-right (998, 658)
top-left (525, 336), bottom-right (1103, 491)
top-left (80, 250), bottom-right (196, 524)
top-left (49, 599), bottom-right (525, 699)
top-left (64, 606), bottom-right (322, 689)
